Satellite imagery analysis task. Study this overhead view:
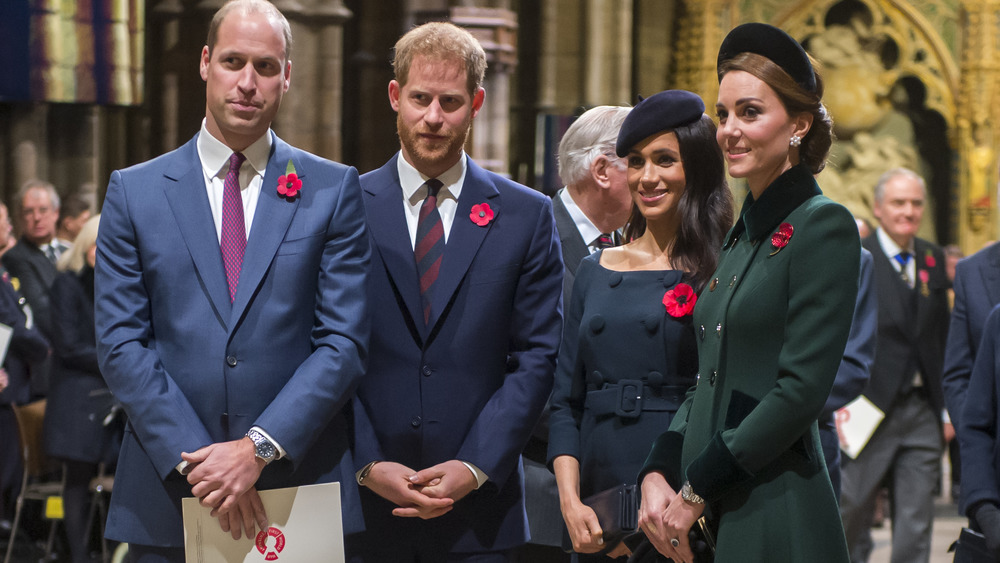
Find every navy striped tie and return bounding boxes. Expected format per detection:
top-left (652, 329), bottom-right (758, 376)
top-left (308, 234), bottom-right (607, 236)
top-left (415, 179), bottom-right (444, 324)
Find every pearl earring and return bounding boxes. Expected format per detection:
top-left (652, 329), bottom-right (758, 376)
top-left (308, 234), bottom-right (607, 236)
top-left (790, 135), bottom-right (802, 147)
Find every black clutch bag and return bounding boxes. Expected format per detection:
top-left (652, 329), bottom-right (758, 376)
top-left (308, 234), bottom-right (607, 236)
top-left (562, 484), bottom-right (639, 553)
top-left (948, 527), bottom-right (996, 563)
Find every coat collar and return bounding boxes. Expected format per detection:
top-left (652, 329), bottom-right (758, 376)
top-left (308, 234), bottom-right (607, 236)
top-left (725, 164), bottom-right (820, 248)
top-left (162, 131), bottom-right (301, 334)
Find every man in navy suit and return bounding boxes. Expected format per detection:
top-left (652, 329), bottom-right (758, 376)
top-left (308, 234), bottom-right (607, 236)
top-left (95, 1), bottom-right (369, 560)
top-left (348, 21), bottom-right (563, 562)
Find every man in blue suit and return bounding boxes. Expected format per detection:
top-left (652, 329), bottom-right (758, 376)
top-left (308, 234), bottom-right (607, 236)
top-left (94, 1), bottom-right (369, 560)
top-left (347, 21), bottom-right (563, 562)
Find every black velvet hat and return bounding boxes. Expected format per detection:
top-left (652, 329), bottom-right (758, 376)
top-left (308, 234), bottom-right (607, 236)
top-left (716, 22), bottom-right (816, 94)
top-left (614, 90), bottom-right (705, 157)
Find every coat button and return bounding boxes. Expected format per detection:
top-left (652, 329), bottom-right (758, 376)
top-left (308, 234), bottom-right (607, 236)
top-left (421, 365), bottom-right (432, 376)
top-left (226, 355), bottom-right (237, 367)
top-left (410, 416), bottom-right (422, 428)
top-left (709, 371), bottom-right (717, 386)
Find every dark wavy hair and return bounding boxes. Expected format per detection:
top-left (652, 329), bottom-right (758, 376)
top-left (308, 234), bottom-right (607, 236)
top-left (622, 115), bottom-right (735, 292)
top-left (718, 52), bottom-right (833, 174)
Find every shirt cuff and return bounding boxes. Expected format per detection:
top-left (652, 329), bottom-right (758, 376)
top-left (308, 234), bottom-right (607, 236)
top-left (461, 461), bottom-right (488, 489)
top-left (251, 426), bottom-right (287, 460)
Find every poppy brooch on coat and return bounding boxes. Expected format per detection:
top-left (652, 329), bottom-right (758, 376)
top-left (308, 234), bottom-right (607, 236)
top-left (769, 222), bottom-right (794, 256)
top-left (277, 160), bottom-right (302, 199)
top-left (663, 283), bottom-right (697, 318)
top-left (470, 202), bottom-right (494, 226)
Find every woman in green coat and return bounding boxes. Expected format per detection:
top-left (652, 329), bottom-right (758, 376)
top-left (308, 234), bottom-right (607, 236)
top-left (636, 23), bottom-right (859, 563)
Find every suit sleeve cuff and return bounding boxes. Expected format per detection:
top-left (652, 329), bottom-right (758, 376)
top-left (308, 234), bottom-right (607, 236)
top-left (251, 426), bottom-right (287, 460)
top-left (461, 461), bottom-right (489, 490)
top-left (639, 430), bottom-right (685, 490)
top-left (685, 432), bottom-right (753, 503)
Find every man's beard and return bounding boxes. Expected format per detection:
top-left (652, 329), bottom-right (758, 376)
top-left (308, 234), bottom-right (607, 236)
top-left (397, 113), bottom-right (471, 173)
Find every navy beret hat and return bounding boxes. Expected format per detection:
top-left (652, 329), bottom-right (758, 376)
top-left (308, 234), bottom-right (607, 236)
top-left (614, 90), bottom-right (705, 157)
top-left (716, 22), bottom-right (816, 94)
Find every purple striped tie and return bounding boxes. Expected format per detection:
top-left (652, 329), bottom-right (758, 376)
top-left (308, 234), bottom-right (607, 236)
top-left (415, 178), bottom-right (444, 324)
top-left (220, 152), bottom-right (247, 302)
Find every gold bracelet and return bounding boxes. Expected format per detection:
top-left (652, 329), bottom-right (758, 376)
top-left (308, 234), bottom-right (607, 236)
top-left (357, 460), bottom-right (380, 486)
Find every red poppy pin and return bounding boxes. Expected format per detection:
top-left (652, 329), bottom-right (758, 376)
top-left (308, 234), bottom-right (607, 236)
top-left (923, 250), bottom-right (936, 268)
top-left (277, 160), bottom-right (302, 199)
top-left (470, 203), bottom-right (494, 226)
top-left (770, 222), bottom-right (794, 256)
top-left (663, 283), bottom-right (697, 318)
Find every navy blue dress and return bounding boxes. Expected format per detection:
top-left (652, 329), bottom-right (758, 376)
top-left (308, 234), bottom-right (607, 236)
top-left (548, 252), bottom-right (697, 503)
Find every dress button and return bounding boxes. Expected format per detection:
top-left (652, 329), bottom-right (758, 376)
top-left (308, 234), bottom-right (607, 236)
top-left (608, 272), bottom-right (623, 288)
top-left (589, 315), bottom-right (606, 334)
top-left (648, 371), bottom-right (664, 388)
top-left (588, 370), bottom-right (604, 386)
top-left (410, 416), bottom-right (422, 428)
top-left (421, 365), bottom-right (432, 376)
top-left (709, 371), bottom-right (717, 386)
top-left (226, 355), bottom-right (237, 367)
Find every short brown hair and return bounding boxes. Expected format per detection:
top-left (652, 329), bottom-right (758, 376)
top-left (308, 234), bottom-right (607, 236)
top-left (207, 0), bottom-right (292, 61)
top-left (719, 52), bottom-right (833, 174)
top-left (392, 22), bottom-right (487, 95)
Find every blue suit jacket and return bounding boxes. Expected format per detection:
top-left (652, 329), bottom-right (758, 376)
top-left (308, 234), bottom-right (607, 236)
top-left (944, 242), bottom-right (1000, 430)
top-left (95, 133), bottom-right (370, 547)
top-left (959, 303), bottom-right (1000, 517)
top-left (352, 154), bottom-right (563, 553)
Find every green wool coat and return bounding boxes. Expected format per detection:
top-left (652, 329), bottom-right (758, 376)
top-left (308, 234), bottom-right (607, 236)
top-left (643, 164), bottom-right (858, 562)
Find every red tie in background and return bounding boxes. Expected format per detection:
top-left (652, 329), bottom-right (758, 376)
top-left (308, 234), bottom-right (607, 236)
top-left (221, 152), bottom-right (247, 302)
top-left (415, 178), bottom-right (444, 324)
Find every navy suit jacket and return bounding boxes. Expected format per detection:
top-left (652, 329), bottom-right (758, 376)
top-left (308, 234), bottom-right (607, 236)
top-left (959, 303), bottom-right (1000, 517)
top-left (944, 242), bottom-right (1000, 430)
top-left (0, 267), bottom-right (49, 406)
top-left (552, 190), bottom-right (589, 304)
top-left (352, 154), bottom-right (563, 553)
top-left (95, 132), bottom-right (370, 547)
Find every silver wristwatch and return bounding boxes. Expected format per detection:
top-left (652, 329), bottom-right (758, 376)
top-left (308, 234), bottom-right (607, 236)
top-left (680, 481), bottom-right (706, 504)
top-left (246, 428), bottom-right (277, 464)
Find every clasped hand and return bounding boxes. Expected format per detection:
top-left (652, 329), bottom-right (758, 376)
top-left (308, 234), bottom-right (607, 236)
top-left (182, 437), bottom-right (268, 540)
top-left (638, 472), bottom-right (704, 563)
top-left (363, 460), bottom-right (477, 519)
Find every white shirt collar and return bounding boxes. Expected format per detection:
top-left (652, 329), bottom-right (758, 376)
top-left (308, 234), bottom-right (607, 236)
top-left (558, 187), bottom-right (603, 247)
top-left (196, 119), bottom-right (272, 182)
top-left (397, 152), bottom-right (467, 205)
top-left (876, 227), bottom-right (914, 259)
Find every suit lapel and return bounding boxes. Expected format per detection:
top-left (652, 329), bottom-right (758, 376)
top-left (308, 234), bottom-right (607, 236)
top-left (552, 192), bottom-right (589, 276)
top-left (363, 156), bottom-right (425, 332)
top-left (982, 243), bottom-right (1000, 306)
top-left (426, 159), bottom-right (499, 332)
top-left (229, 134), bottom-right (299, 331)
top-left (162, 137), bottom-right (232, 324)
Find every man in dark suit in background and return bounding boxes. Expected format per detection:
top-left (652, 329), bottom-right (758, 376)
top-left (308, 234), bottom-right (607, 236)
top-left (95, 1), bottom-right (370, 560)
top-left (840, 168), bottom-right (950, 563)
top-left (349, 21), bottom-right (563, 562)
top-left (513, 105), bottom-right (630, 563)
top-left (3, 180), bottom-right (65, 397)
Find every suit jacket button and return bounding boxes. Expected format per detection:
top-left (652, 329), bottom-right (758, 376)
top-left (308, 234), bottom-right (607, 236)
top-left (410, 416), bottom-right (422, 428)
top-left (226, 355), bottom-right (237, 367)
top-left (421, 365), bottom-right (432, 376)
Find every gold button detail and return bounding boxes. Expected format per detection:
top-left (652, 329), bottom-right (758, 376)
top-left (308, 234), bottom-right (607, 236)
top-left (710, 278), bottom-right (719, 291)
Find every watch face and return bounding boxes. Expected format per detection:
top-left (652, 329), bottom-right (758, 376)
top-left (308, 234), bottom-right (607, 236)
top-left (256, 441), bottom-right (276, 459)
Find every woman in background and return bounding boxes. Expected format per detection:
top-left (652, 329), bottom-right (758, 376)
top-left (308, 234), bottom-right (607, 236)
top-left (548, 90), bottom-right (733, 561)
top-left (44, 215), bottom-right (122, 563)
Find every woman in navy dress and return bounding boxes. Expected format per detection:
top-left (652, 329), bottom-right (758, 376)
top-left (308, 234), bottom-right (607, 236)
top-left (43, 215), bottom-right (123, 563)
top-left (547, 90), bottom-right (734, 561)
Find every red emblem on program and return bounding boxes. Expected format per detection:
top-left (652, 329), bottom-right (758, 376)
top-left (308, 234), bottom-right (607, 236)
top-left (255, 527), bottom-right (286, 561)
